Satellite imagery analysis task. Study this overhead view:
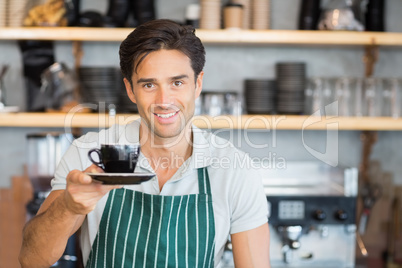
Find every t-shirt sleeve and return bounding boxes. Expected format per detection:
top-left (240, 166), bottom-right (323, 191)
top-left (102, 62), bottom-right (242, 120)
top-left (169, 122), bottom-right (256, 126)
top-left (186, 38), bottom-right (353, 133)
top-left (229, 155), bottom-right (268, 234)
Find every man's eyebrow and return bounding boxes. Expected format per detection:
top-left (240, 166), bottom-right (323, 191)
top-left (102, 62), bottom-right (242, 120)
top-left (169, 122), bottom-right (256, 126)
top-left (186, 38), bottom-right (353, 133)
top-left (136, 75), bottom-right (189, 84)
top-left (136, 78), bottom-right (156, 84)
top-left (171, 74), bottom-right (189, 80)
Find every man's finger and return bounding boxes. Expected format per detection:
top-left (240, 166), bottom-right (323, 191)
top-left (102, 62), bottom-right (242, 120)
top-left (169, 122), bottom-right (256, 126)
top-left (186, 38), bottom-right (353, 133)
top-left (67, 170), bottom-right (92, 185)
top-left (85, 164), bottom-right (104, 174)
top-left (80, 173), bottom-right (92, 184)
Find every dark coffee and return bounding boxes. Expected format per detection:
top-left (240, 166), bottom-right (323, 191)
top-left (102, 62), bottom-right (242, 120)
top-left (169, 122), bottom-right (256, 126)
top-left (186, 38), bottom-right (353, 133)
top-left (104, 160), bottom-right (135, 173)
top-left (88, 144), bottom-right (140, 173)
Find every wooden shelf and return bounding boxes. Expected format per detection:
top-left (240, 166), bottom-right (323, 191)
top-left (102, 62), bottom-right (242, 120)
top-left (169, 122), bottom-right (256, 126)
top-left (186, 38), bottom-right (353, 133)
top-left (1, 28), bottom-right (401, 130)
top-left (0, 27), bottom-right (402, 46)
top-left (0, 112), bottom-right (401, 130)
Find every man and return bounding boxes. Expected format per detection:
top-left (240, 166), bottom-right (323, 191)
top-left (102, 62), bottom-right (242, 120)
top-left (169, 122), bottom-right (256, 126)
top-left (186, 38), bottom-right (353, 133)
top-left (19, 19), bottom-right (270, 267)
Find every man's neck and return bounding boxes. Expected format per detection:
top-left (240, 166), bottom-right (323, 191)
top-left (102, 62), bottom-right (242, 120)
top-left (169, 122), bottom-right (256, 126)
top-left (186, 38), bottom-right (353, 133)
top-left (139, 122), bottom-right (193, 171)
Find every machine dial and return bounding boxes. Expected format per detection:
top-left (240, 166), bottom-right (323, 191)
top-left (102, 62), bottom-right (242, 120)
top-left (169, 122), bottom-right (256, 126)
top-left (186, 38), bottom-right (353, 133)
top-left (313, 209), bottom-right (327, 221)
top-left (335, 209), bottom-right (348, 221)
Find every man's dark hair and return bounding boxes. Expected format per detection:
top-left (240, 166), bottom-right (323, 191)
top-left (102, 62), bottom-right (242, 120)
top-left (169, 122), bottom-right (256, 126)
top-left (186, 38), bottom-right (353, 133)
top-left (119, 19), bottom-right (206, 84)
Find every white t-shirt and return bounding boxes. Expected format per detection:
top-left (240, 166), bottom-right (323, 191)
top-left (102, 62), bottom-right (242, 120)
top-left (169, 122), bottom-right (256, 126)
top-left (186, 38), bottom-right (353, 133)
top-left (51, 120), bottom-right (268, 267)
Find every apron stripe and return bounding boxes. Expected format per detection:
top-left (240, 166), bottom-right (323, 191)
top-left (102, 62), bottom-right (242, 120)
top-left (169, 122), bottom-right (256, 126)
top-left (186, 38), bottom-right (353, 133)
top-left (204, 167), bottom-right (216, 267)
top-left (175, 195), bottom-right (183, 268)
top-left (203, 169), bottom-right (207, 194)
top-left (180, 196), bottom-right (189, 267)
top-left (203, 172), bottom-right (210, 268)
top-left (154, 196), bottom-right (164, 268)
top-left (143, 195), bottom-right (154, 267)
top-left (206, 195), bottom-right (210, 268)
top-left (121, 190), bottom-right (135, 267)
top-left (103, 190), bottom-right (116, 267)
top-left (204, 168), bottom-right (212, 196)
top-left (132, 193), bottom-right (145, 265)
top-left (92, 233), bottom-right (99, 268)
top-left (112, 189), bottom-right (126, 267)
top-left (208, 239), bottom-right (216, 267)
top-left (165, 197), bottom-right (174, 268)
top-left (195, 196), bottom-right (199, 266)
top-left (185, 195), bottom-right (189, 268)
top-left (94, 225), bottom-right (100, 268)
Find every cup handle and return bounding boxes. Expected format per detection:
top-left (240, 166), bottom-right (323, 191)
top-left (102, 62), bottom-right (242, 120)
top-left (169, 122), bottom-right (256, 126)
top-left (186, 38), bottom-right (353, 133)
top-left (88, 149), bottom-right (104, 169)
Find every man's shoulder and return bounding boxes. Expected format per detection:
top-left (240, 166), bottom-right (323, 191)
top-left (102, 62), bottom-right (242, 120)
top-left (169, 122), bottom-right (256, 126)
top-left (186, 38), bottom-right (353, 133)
top-left (73, 121), bottom-right (140, 150)
top-left (193, 127), bottom-right (255, 172)
top-left (194, 127), bottom-right (245, 155)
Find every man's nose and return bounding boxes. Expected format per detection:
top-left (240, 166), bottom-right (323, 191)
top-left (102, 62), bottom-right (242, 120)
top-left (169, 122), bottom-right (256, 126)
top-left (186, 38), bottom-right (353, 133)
top-left (156, 87), bottom-right (173, 105)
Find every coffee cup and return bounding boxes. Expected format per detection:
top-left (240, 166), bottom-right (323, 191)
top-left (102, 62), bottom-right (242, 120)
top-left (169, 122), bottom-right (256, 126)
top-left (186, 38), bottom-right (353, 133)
top-left (88, 144), bottom-right (140, 173)
top-left (223, 3), bottom-right (243, 30)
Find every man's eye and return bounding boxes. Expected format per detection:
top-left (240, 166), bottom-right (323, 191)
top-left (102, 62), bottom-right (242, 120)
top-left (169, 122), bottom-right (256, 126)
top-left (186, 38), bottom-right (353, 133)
top-left (174, 81), bottom-right (183, 87)
top-left (144, 83), bottom-right (154, 89)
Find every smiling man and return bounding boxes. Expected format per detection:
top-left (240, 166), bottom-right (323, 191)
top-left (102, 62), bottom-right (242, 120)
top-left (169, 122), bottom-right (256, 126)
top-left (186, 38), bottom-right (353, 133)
top-left (19, 19), bottom-right (270, 267)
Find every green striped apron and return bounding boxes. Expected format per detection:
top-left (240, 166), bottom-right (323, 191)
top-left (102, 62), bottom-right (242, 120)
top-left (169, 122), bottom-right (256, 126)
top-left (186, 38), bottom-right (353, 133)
top-left (86, 168), bottom-right (216, 267)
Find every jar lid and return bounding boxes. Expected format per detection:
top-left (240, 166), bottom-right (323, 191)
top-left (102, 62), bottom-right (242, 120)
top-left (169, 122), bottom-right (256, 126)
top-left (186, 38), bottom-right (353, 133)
top-left (186, 4), bottom-right (200, 20)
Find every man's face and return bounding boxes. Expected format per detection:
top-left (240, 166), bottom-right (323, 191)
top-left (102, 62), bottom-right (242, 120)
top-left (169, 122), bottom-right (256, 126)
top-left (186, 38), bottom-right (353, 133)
top-left (124, 49), bottom-right (203, 141)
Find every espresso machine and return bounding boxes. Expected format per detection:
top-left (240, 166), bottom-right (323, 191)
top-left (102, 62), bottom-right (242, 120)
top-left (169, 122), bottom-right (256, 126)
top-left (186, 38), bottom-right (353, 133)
top-left (26, 132), bottom-right (81, 268)
top-left (262, 161), bottom-right (358, 268)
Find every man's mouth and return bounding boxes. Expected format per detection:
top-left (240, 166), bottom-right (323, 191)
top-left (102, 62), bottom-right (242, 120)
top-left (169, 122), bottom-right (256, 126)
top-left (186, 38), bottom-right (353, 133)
top-left (154, 111), bottom-right (179, 119)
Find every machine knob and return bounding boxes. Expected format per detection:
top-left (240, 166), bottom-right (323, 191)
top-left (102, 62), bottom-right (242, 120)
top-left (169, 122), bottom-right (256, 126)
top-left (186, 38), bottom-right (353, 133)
top-left (335, 209), bottom-right (348, 221)
top-left (313, 209), bottom-right (327, 221)
top-left (290, 241), bottom-right (301, 249)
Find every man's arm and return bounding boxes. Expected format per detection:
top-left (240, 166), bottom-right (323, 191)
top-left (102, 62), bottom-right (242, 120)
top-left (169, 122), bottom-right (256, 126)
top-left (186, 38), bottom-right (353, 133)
top-left (231, 223), bottom-right (271, 268)
top-left (19, 190), bottom-right (85, 267)
top-left (19, 165), bottom-right (120, 268)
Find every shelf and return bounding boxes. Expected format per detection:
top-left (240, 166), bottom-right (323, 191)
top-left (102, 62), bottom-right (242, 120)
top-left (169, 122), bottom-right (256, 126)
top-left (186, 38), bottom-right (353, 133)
top-left (1, 27), bottom-right (402, 46)
top-left (0, 113), bottom-right (402, 130)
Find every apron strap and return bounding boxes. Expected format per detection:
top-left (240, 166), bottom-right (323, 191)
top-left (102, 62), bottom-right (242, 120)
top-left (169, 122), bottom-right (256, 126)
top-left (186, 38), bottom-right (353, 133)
top-left (197, 167), bottom-right (212, 195)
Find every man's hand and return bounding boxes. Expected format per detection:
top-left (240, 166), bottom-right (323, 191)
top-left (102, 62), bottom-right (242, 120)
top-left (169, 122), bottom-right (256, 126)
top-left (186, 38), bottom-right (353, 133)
top-left (62, 164), bottom-right (122, 215)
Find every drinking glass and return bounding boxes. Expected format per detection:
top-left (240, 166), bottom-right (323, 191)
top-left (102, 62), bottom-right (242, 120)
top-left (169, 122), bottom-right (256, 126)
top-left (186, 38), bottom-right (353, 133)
top-left (203, 93), bottom-right (224, 116)
top-left (363, 77), bottom-right (383, 117)
top-left (382, 78), bottom-right (401, 118)
top-left (225, 92), bottom-right (242, 116)
top-left (305, 77), bottom-right (337, 115)
top-left (334, 77), bottom-right (363, 117)
top-left (334, 77), bottom-right (348, 116)
top-left (322, 77), bottom-right (337, 116)
top-left (304, 77), bottom-right (323, 115)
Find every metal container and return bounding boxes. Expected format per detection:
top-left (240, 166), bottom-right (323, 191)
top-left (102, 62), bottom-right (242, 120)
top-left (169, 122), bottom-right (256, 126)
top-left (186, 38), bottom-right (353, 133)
top-left (26, 132), bottom-right (73, 192)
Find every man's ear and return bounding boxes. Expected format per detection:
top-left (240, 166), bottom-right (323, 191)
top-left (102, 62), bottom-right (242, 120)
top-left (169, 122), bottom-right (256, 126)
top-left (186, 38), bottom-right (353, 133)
top-left (124, 78), bottom-right (137, 104)
top-left (195, 71), bottom-right (204, 99)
